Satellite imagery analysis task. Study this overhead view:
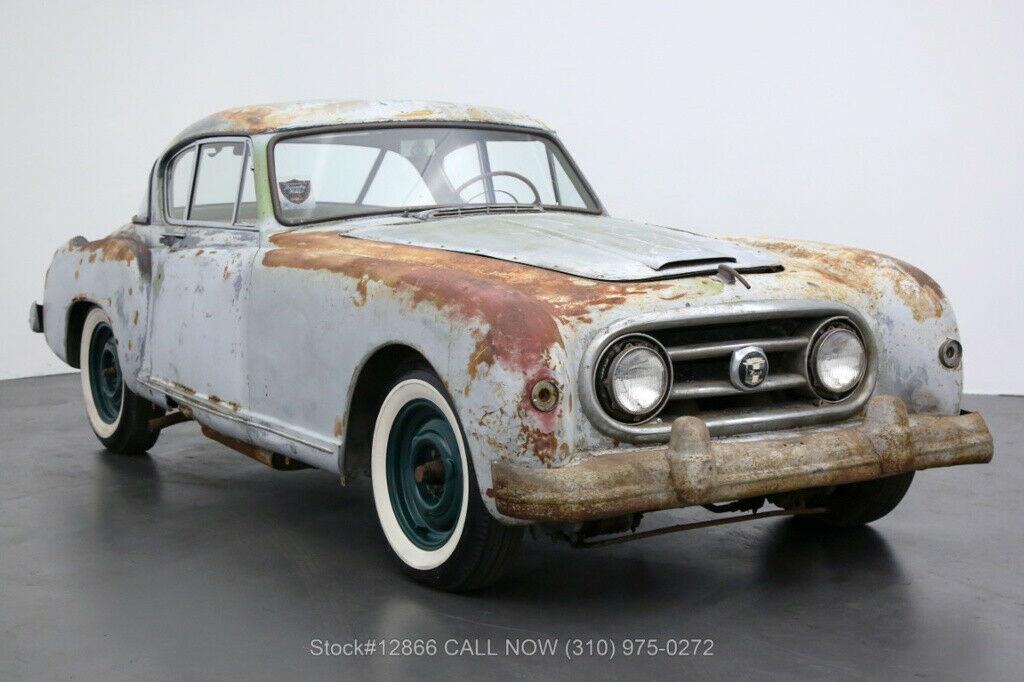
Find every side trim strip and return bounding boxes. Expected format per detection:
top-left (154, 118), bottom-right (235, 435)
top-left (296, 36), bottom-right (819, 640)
top-left (140, 376), bottom-right (335, 454)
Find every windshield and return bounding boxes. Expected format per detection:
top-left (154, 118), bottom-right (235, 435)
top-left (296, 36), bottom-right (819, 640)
top-left (270, 126), bottom-right (599, 224)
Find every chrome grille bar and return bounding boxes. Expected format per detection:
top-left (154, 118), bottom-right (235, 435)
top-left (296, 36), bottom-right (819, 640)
top-left (670, 373), bottom-right (807, 400)
top-left (666, 336), bottom-right (808, 361)
top-left (578, 301), bottom-right (878, 444)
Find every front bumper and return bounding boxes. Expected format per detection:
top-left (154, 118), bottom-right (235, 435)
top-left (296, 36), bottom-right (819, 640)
top-left (490, 395), bottom-right (993, 522)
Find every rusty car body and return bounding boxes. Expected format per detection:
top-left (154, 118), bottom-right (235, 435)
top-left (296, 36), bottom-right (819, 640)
top-left (32, 100), bottom-right (993, 590)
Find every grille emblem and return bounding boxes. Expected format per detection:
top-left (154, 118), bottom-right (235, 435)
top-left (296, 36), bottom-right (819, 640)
top-left (730, 346), bottom-right (769, 390)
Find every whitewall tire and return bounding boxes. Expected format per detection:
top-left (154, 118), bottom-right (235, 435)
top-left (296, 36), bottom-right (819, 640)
top-left (78, 306), bottom-right (162, 454)
top-left (370, 368), bottom-right (522, 591)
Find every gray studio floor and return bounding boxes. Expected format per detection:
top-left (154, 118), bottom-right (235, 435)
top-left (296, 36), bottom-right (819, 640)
top-left (1, 373), bottom-right (1021, 680)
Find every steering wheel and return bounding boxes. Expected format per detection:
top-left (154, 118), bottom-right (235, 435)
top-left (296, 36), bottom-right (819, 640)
top-left (452, 171), bottom-right (541, 205)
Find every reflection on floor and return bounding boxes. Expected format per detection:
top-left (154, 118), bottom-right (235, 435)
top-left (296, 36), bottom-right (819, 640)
top-left (1, 373), bottom-right (1021, 680)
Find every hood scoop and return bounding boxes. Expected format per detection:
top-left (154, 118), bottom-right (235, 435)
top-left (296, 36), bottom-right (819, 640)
top-left (345, 212), bottom-right (782, 282)
top-left (656, 256), bottom-right (736, 271)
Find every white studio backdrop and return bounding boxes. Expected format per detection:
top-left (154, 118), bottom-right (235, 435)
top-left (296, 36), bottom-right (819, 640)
top-left (1, 0), bottom-right (1021, 394)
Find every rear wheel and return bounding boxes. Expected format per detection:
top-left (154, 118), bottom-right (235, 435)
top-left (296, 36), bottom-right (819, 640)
top-left (371, 369), bottom-right (522, 591)
top-left (79, 307), bottom-right (162, 454)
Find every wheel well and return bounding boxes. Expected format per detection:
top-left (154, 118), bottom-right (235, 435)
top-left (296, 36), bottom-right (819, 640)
top-left (65, 301), bottom-right (95, 369)
top-left (342, 344), bottom-right (432, 480)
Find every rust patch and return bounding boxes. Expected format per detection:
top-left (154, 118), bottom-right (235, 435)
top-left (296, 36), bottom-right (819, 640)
top-left (392, 108), bottom-right (435, 120)
top-left (731, 236), bottom-right (945, 321)
top-left (467, 329), bottom-right (495, 380)
top-left (352, 275), bottom-right (369, 307)
top-left (222, 266), bottom-right (230, 280)
top-left (264, 232), bottom-right (678, 375)
top-left (208, 101), bottom-right (365, 134)
top-left (132, 310), bottom-right (139, 326)
top-left (201, 426), bottom-right (308, 471)
top-left (334, 416), bottom-right (344, 438)
top-left (519, 423), bottom-right (558, 465)
top-left (891, 257), bottom-right (945, 298)
top-left (67, 232), bottom-right (152, 275)
top-left (206, 393), bottom-right (241, 412)
top-left (171, 382), bottom-right (196, 396)
top-left (72, 237), bottom-right (137, 264)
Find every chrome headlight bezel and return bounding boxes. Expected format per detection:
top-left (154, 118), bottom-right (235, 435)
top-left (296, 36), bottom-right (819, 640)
top-left (806, 318), bottom-right (867, 401)
top-left (595, 334), bottom-right (673, 423)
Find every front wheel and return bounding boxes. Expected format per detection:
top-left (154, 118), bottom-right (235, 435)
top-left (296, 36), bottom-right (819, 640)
top-left (371, 369), bottom-right (522, 591)
top-left (79, 307), bottom-right (162, 454)
top-left (804, 472), bottom-right (915, 527)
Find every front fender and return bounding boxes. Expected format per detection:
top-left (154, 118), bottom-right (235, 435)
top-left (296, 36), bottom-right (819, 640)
top-left (733, 238), bottom-right (963, 415)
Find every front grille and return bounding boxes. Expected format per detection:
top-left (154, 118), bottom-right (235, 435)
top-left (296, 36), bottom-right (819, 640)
top-left (580, 302), bottom-right (877, 443)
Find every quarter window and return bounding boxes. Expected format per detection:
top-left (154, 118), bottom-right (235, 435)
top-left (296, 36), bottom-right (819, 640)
top-left (166, 147), bottom-right (196, 221)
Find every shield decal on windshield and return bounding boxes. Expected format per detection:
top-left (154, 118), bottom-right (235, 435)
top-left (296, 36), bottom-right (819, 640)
top-left (279, 179), bottom-right (311, 204)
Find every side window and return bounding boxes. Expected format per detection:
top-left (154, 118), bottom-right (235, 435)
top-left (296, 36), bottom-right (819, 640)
top-left (165, 140), bottom-right (254, 226)
top-left (166, 147), bottom-right (196, 221)
top-left (190, 142), bottom-right (246, 223)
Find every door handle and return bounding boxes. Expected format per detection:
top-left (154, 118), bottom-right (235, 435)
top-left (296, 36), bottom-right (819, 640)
top-left (160, 233), bottom-right (185, 247)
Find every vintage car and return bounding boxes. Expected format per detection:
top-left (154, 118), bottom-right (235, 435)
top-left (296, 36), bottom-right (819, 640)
top-left (31, 100), bottom-right (993, 591)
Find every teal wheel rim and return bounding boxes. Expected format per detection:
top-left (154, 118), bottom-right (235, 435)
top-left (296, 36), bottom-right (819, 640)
top-left (88, 322), bottom-right (122, 424)
top-left (386, 399), bottom-right (464, 550)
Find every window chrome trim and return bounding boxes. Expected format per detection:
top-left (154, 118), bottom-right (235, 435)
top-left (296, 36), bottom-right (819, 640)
top-left (163, 136), bottom-right (257, 231)
top-left (578, 300), bottom-right (879, 444)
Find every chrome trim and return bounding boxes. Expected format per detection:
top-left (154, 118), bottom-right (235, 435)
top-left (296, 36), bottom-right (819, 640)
top-left (667, 336), bottom-right (807, 361)
top-left (728, 345), bottom-right (770, 390)
top-left (141, 376), bottom-right (334, 454)
top-left (594, 333), bottom-right (673, 424)
top-left (804, 317), bottom-right (868, 401)
top-left (578, 300), bottom-right (879, 444)
top-left (939, 338), bottom-right (962, 369)
top-left (676, 372), bottom-right (803, 400)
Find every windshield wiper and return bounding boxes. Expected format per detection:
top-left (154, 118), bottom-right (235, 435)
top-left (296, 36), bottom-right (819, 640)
top-left (410, 203), bottom-right (545, 221)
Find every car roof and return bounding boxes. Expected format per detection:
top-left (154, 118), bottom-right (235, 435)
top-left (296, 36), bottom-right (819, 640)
top-left (169, 99), bottom-right (552, 147)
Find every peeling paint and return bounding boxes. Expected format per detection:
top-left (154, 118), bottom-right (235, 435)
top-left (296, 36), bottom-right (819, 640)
top-left (730, 237), bottom-right (945, 322)
top-left (171, 99), bottom-right (551, 148)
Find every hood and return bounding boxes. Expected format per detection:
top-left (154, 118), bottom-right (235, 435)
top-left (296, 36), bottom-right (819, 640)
top-left (344, 212), bottom-right (781, 281)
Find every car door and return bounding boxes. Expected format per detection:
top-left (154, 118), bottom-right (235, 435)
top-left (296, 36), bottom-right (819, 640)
top-left (146, 138), bottom-right (259, 416)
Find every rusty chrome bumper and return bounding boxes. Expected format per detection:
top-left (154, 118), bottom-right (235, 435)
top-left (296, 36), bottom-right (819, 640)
top-left (490, 396), bottom-right (993, 522)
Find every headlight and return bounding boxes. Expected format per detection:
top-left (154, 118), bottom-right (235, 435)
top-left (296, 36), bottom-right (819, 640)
top-left (808, 323), bottom-right (866, 399)
top-left (597, 335), bottom-right (672, 422)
